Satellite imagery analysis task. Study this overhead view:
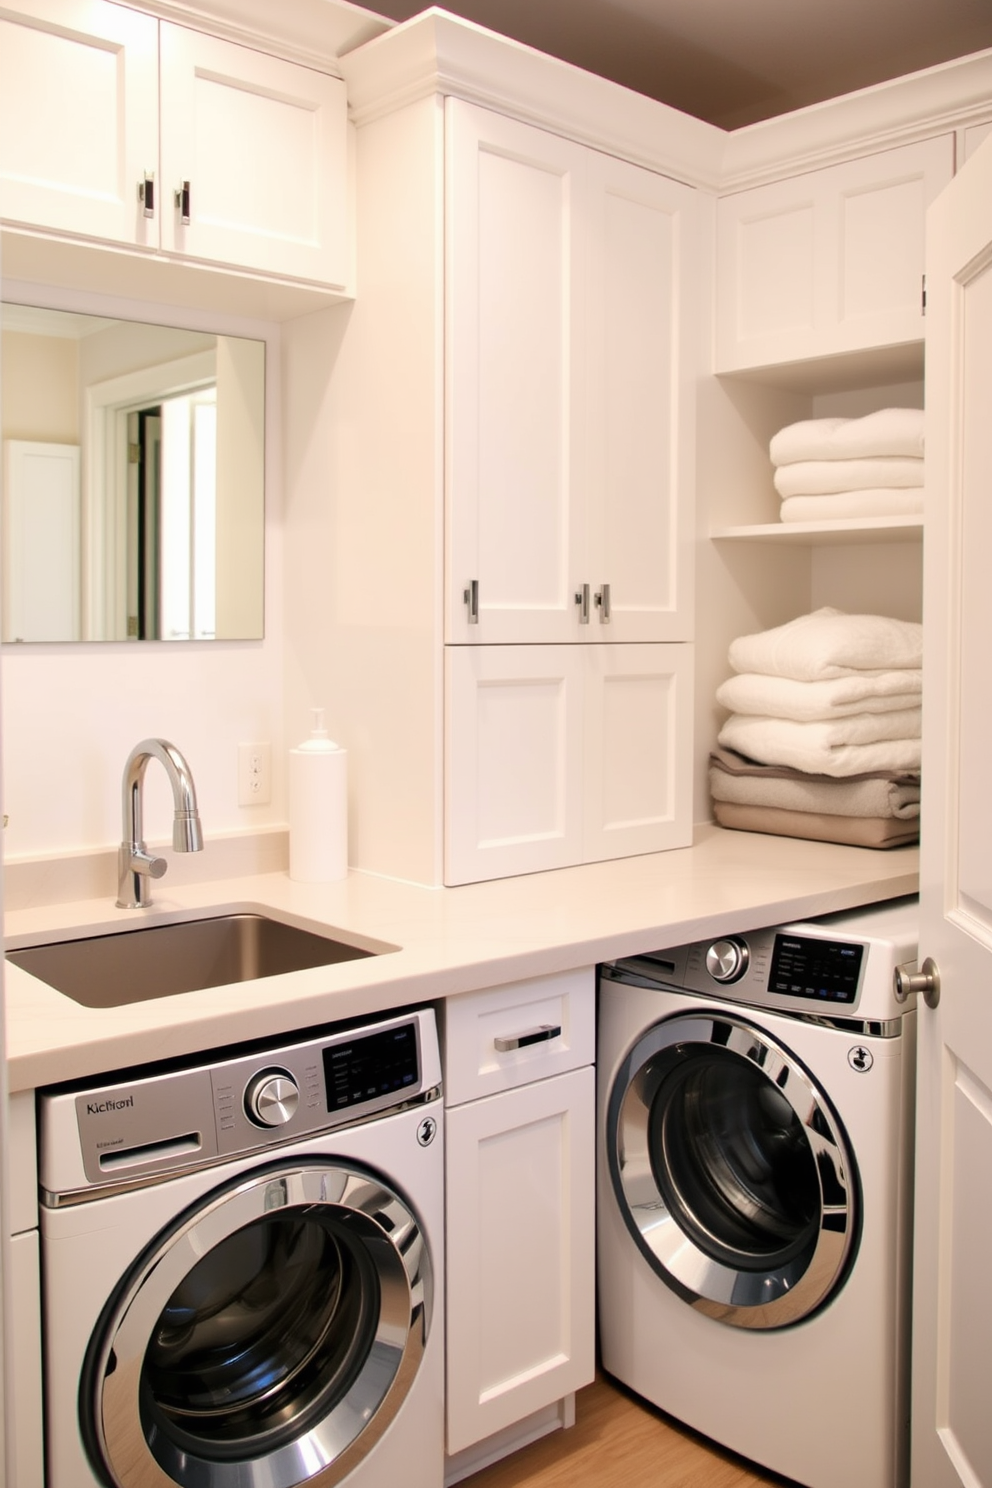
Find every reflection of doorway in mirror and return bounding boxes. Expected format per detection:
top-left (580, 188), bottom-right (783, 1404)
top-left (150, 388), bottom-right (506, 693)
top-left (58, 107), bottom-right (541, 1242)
top-left (127, 389), bottom-right (218, 639)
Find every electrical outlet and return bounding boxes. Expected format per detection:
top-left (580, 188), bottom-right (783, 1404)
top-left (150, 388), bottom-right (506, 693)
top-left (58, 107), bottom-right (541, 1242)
top-left (238, 742), bottom-right (271, 806)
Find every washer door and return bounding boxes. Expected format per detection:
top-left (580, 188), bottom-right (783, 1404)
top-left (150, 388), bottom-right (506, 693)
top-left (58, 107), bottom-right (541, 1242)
top-left (606, 1011), bottom-right (858, 1330)
top-left (82, 1159), bottom-right (433, 1488)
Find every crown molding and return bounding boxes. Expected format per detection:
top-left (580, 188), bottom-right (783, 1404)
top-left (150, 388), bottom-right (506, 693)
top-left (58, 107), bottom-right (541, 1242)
top-left (339, 8), bottom-right (725, 192)
top-left (131, 0), bottom-right (390, 75)
top-left (720, 48), bottom-right (992, 191)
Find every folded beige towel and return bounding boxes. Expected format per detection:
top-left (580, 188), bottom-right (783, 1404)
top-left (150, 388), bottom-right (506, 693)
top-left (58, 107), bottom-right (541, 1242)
top-left (774, 456), bottom-right (924, 499)
top-left (780, 489), bottom-right (924, 523)
top-left (713, 800), bottom-right (919, 849)
top-left (728, 608), bottom-right (923, 681)
top-left (709, 746), bottom-right (920, 819)
top-left (718, 711), bottom-right (922, 776)
top-left (716, 670), bottom-right (922, 721)
top-left (770, 408), bottom-right (925, 465)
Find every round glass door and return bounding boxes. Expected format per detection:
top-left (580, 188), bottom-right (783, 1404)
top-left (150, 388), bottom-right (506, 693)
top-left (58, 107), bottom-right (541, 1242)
top-left (83, 1160), bottom-right (433, 1488)
top-left (606, 1012), bottom-right (858, 1330)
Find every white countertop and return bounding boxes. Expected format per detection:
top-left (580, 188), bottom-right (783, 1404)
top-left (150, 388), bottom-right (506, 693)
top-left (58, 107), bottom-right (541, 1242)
top-left (3, 825), bottom-right (919, 1093)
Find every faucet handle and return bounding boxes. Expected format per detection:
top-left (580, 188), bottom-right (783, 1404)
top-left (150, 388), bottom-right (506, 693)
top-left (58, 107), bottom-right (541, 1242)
top-left (132, 849), bottom-right (168, 879)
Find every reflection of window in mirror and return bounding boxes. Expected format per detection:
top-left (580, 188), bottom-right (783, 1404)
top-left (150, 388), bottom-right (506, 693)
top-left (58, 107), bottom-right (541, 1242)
top-left (0, 303), bottom-right (264, 643)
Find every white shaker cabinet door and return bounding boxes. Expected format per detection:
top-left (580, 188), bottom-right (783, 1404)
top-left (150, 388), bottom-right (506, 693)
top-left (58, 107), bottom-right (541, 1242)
top-left (584, 153), bottom-right (696, 642)
top-left (159, 23), bottom-right (350, 287)
top-left (582, 642), bottom-right (693, 862)
top-left (0, 0), bottom-right (158, 246)
top-left (446, 99), bottom-right (588, 645)
top-left (445, 644), bottom-right (585, 885)
top-left (444, 1066), bottom-right (595, 1455)
top-left (716, 135), bottom-right (953, 371)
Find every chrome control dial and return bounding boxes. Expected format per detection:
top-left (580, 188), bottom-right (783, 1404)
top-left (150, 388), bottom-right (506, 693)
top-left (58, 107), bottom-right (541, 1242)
top-left (245, 1069), bottom-right (300, 1127)
top-left (705, 938), bottom-right (750, 983)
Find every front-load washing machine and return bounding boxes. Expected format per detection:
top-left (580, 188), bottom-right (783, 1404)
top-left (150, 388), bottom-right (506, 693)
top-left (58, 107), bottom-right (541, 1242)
top-left (597, 897), bottom-right (918, 1488)
top-left (39, 1007), bottom-right (444, 1488)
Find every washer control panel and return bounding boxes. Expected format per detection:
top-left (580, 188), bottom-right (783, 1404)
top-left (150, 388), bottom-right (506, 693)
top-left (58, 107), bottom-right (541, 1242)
top-left (603, 898), bottom-right (920, 1023)
top-left (41, 1008), bottom-right (441, 1196)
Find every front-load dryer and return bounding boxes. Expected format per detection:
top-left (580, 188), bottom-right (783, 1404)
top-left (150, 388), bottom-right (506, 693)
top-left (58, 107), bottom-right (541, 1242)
top-left (39, 1008), bottom-right (444, 1488)
top-left (597, 898), bottom-right (918, 1488)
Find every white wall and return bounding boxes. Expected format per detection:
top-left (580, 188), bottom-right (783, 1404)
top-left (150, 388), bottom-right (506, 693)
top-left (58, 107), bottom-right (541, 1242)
top-left (0, 289), bottom-right (286, 860)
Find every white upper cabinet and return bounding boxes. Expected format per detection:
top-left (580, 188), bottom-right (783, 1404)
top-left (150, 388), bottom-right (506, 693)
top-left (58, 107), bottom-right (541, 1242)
top-left (159, 25), bottom-right (349, 286)
top-left (446, 99), bottom-right (696, 645)
top-left (0, 0), bottom-right (158, 246)
top-left (716, 136), bottom-right (954, 372)
top-left (0, 0), bottom-right (350, 289)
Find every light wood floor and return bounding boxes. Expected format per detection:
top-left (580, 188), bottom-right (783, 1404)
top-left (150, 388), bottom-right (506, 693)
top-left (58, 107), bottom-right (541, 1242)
top-left (464, 1374), bottom-right (797, 1488)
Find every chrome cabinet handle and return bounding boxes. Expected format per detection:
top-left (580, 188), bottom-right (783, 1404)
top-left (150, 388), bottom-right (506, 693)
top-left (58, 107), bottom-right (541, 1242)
top-left (463, 579), bottom-right (479, 624)
top-left (494, 1024), bottom-right (562, 1053)
top-left (175, 180), bottom-right (191, 225)
top-left (575, 583), bottom-right (590, 623)
top-left (595, 583), bottom-right (611, 623)
top-left (138, 173), bottom-right (155, 218)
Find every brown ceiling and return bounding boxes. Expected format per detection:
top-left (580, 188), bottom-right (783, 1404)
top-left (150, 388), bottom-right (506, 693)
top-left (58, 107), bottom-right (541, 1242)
top-left (364, 0), bottom-right (992, 129)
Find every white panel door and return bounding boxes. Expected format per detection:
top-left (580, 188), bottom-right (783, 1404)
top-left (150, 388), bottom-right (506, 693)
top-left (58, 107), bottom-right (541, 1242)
top-left (717, 137), bottom-right (953, 370)
top-left (0, 0), bottom-right (158, 246)
top-left (446, 99), bottom-right (587, 644)
top-left (582, 643), bottom-right (693, 861)
top-left (913, 132), bottom-right (992, 1488)
top-left (2, 440), bottom-right (80, 642)
top-left (445, 645), bottom-right (584, 885)
top-left (444, 1067), bottom-right (595, 1454)
top-left (159, 24), bottom-right (349, 286)
top-left (584, 155), bottom-right (696, 643)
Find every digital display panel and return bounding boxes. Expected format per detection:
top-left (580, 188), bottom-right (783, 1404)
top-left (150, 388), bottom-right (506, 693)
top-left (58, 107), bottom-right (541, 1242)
top-left (768, 935), bottom-right (864, 1005)
top-left (322, 1022), bottom-right (420, 1111)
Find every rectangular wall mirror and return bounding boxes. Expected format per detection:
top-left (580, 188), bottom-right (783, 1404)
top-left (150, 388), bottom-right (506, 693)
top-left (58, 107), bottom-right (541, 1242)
top-left (0, 303), bottom-right (265, 643)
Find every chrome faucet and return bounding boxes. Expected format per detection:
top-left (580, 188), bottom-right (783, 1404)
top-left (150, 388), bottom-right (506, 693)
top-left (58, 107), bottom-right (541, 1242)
top-left (117, 739), bottom-right (204, 908)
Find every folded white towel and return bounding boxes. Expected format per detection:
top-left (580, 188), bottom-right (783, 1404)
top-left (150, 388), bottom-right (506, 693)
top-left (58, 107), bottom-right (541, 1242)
top-left (774, 456), bottom-right (924, 498)
top-left (718, 712), bottom-right (922, 777)
top-left (780, 489), bottom-right (924, 523)
top-left (770, 408), bottom-right (925, 466)
top-left (716, 670), bottom-right (922, 721)
top-left (728, 608), bottom-right (923, 681)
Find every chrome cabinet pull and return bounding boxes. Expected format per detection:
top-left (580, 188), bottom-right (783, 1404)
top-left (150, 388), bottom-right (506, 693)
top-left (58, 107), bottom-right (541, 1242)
top-left (138, 173), bottom-right (155, 218)
top-left (575, 583), bottom-right (590, 623)
top-left (595, 582), bottom-right (611, 623)
top-left (175, 180), bottom-right (191, 225)
top-left (463, 579), bottom-right (479, 623)
top-left (494, 1024), bottom-right (562, 1053)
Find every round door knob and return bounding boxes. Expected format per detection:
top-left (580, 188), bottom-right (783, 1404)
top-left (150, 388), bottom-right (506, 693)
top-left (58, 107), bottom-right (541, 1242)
top-left (705, 938), bottom-right (749, 983)
top-left (245, 1070), bottom-right (299, 1127)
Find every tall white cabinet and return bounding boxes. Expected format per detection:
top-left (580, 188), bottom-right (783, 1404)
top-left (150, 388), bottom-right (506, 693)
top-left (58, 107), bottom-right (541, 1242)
top-left (309, 38), bottom-right (704, 888)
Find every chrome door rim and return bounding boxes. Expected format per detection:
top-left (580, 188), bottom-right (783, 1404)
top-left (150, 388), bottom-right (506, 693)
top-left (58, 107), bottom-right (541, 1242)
top-left (606, 1011), bottom-right (858, 1330)
top-left (85, 1159), bottom-right (433, 1488)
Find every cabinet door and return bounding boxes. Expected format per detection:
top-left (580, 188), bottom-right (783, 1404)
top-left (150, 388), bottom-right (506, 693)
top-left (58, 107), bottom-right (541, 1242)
top-left (445, 644), bottom-right (585, 885)
top-left (585, 153), bottom-right (696, 641)
top-left (716, 136), bottom-right (953, 370)
top-left (446, 99), bottom-right (588, 644)
top-left (0, 0), bottom-right (158, 246)
top-left (445, 1066), bottom-right (595, 1454)
top-left (159, 24), bottom-right (349, 286)
top-left (582, 642), bottom-right (693, 861)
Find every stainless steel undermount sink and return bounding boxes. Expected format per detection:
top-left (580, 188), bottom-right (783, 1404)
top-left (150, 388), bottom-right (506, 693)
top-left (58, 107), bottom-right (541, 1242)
top-left (6, 912), bottom-right (392, 1009)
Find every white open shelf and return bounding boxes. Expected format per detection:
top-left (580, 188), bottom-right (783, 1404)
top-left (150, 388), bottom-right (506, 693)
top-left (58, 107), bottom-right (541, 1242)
top-left (710, 515), bottom-right (923, 546)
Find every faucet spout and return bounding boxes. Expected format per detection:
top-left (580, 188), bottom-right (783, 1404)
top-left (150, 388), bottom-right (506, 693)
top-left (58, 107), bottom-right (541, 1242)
top-left (117, 739), bottom-right (203, 909)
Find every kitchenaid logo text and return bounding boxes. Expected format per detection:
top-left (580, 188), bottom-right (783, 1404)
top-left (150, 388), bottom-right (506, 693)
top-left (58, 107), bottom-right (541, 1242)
top-left (85, 1095), bottom-right (134, 1116)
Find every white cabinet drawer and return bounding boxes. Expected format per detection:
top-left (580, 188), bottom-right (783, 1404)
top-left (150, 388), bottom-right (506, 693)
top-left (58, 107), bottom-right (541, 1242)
top-left (442, 968), bottom-right (595, 1106)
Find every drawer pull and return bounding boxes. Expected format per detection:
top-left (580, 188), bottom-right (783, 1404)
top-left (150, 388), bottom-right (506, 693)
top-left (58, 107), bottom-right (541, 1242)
top-left (494, 1024), bottom-right (561, 1053)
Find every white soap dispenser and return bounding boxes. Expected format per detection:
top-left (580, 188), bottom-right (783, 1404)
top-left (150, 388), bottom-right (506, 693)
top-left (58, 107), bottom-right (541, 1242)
top-left (289, 709), bottom-right (348, 882)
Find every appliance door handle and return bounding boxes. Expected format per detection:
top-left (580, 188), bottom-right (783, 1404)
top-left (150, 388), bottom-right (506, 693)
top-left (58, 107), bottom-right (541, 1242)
top-left (494, 1024), bottom-right (562, 1053)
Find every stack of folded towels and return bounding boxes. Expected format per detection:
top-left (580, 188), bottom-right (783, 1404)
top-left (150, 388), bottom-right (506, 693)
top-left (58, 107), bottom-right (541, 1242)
top-left (711, 607), bottom-right (922, 849)
top-left (770, 407), bottom-right (924, 523)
